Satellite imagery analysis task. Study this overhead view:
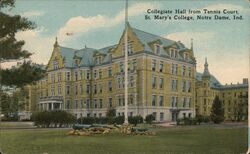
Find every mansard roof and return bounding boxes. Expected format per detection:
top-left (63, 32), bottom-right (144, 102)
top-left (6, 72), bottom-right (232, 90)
top-left (196, 72), bottom-right (221, 88)
top-left (213, 83), bottom-right (248, 90)
top-left (57, 25), bottom-right (193, 68)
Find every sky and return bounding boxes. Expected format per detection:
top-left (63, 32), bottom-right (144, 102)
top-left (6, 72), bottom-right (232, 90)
top-left (3, 0), bottom-right (250, 84)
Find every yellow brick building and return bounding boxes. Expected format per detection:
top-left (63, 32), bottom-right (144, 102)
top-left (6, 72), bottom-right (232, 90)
top-left (195, 59), bottom-right (248, 121)
top-left (27, 24), bottom-right (197, 122)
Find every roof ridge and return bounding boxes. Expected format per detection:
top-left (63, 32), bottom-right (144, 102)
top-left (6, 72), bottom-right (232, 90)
top-left (60, 46), bottom-right (78, 51)
top-left (132, 27), bottom-right (175, 43)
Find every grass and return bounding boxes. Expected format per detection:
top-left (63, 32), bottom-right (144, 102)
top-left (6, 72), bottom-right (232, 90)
top-left (0, 126), bottom-right (247, 154)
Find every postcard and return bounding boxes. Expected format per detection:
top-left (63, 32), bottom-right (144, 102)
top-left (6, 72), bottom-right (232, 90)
top-left (0, 0), bottom-right (249, 153)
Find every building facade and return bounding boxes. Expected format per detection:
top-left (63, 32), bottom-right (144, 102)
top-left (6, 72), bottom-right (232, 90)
top-left (27, 24), bottom-right (196, 122)
top-left (195, 59), bottom-right (248, 121)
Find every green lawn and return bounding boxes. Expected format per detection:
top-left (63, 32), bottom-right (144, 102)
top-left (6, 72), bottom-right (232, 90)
top-left (0, 126), bottom-right (247, 154)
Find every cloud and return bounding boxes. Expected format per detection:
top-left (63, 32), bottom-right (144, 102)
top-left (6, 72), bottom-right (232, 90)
top-left (58, 2), bottom-right (159, 43)
top-left (164, 31), bottom-right (215, 48)
top-left (15, 27), bottom-right (54, 65)
top-left (20, 10), bottom-right (46, 18)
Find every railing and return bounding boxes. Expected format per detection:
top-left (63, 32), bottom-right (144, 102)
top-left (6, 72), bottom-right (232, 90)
top-left (39, 96), bottom-right (64, 101)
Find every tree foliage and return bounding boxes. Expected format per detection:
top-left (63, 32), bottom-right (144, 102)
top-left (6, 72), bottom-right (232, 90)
top-left (1, 61), bottom-right (46, 87)
top-left (210, 96), bottom-right (224, 124)
top-left (0, 0), bottom-right (35, 61)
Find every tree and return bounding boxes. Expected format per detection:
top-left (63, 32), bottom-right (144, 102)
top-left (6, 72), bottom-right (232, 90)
top-left (1, 61), bottom-right (46, 87)
top-left (210, 96), bottom-right (224, 124)
top-left (0, 1), bottom-right (45, 121)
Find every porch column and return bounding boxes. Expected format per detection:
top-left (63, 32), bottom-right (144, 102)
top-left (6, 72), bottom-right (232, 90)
top-left (52, 102), bottom-right (54, 110)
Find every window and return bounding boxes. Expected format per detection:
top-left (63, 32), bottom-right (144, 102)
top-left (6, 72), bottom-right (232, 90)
top-left (159, 96), bottom-right (164, 106)
top-left (188, 67), bottom-right (191, 77)
top-left (175, 64), bottom-right (178, 75)
top-left (152, 59), bottom-right (156, 71)
top-left (99, 84), bottom-right (102, 93)
top-left (99, 99), bottom-right (103, 108)
top-left (152, 77), bottom-right (156, 88)
top-left (129, 75), bottom-right (134, 87)
top-left (118, 96), bottom-right (122, 106)
top-left (182, 97), bottom-right (186, 108)
top-left (159, 78), bottom-right (164, 89)
top-left (74, 59), bottom-right (79, 67)
top-left (108, 81), bottom-right (112, 92)
top-left (171, 80), bottom-right (178, 91)
top-left (171, 96), bottom-right (178, 107)
top-left (86, 70), bottom-right (90, 80)
top-left (123, 42), bottom-right (133, 54)
top-left (75, 100), bottom-right (78, 109)
top-left (99, 69), bottom-right (102, 79)
top-left (75, 84), bottom-right (78, 95)
top-left (66, 72), bottom-right (70, 81)
top-left (120, 62), bottom-right (124, 72)
top-left (129, 95), bottom-right (134, 104)
top-left (159, 61), bottom-right (163, 72)
top-left (86, 99), bottom-right (90, 109)
top-left (87, 85), bottom-right (90, 94)
top-left (117, 78), bottom-right (121, 89)
top-left (94, 70), bottom-right (97, 79)
top-left (80, 84), bottom-right (83, 94)
top-left (130, 112), bottom-right (133, 117)
top-left (188, 98), bottom-right (191, 108)
top-left (66, 85), bottom-right (70, 95)
top-left (66, 100), bottom-right (70, 109)
top-left (51, 74), bottom-right (55, 83)
top-left (154, 44), bottom-right (160, 55)
top-left (108, 67), bottom-right (112, 77)
top-left (109, 98), bottom-right (112, 108)
top-left (170, 49), bottom-right (178, 58)
top-left (80, 70), bottom-right (83, 80)
top-left (80, 100), bottom-right (83, 109)
top-left (58, 73), bottom-right (62, 82)
top-left (94, 99), bottom-right (97, 108)
top-left (171, 64), bottom-right (178, 75)
top-left (160, 112), bottom-right (164, 121)
top-left (182, 80), bottom-right (186, 92)
top-left (58, 84), bottom-right (61, 95)
top-left (51, 85), bottom-right (55, 96)
top-left (182, 65), bottom-right (186, 76)
top-left (128, 42), bottom-right (133, 54)
top-left (133, 59), bottom-right (137, 70)
top-left (187, 81), bottom-right (191, 92)
top-left (94, 84), bottom-right (97, 94)
top-left (74, 71), bottom-right (78, 81)
top-left (152, 95), bottom-right (156, 106)
top-left (53, 60), bottom-right (59, 70)
top-left (152, 112), bottom-right (157, 121)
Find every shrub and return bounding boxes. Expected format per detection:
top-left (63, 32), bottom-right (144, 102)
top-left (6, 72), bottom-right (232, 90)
top-left (106, 109), bottom-right (116, 118)
top-left (31, 111), bottom-right (76, 128)
top-left (202, 116), bottom-right (210, 123)
top-left (114, 116), bottom-right (124, 125)
top-left (77, 117), bottom-right (95, 125)
top-left (196, 115), bottom-right (203, 125)
top-left (128, 116), bottom-right (143, 126)
top-left (145, 114), bottom-right (154, 124)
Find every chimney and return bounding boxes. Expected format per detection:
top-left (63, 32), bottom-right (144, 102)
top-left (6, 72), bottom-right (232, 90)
top-left (243, 78), bottom-right (248, 84)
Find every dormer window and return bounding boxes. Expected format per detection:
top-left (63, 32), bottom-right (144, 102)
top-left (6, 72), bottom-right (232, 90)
top-left (154, 44), bottom-right (160, 55)
top-left (74, 59), bottom-right (79, 67)
top-left (96, 56), bottom-right (102, 65)
top-left (170, 48), bottom-right (178, 58)
top-left (183, 52), bottom-right (189, 61)
top-left (53, 60), bottom-right (59, 70)
top-left (123, 42), bottom-right (133, 55)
